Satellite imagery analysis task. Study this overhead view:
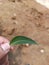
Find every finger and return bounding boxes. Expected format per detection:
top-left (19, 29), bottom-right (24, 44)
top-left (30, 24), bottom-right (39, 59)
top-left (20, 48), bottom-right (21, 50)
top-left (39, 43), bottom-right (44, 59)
top-left (0, 42), bottom-right (10, 54)
top-left (10, 46), bottom-right (14, 50)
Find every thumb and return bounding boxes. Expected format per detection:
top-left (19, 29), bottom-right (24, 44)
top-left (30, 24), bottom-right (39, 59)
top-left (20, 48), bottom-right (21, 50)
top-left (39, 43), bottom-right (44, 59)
top-left (1, 42), bottom-right (10, 54)
top-left (0, 42), bottom-right (10, 59)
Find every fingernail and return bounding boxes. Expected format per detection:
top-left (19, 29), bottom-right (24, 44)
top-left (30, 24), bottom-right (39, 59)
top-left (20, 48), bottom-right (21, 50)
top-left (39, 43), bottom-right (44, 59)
top-left (0, 42), bottom-right (10, 53)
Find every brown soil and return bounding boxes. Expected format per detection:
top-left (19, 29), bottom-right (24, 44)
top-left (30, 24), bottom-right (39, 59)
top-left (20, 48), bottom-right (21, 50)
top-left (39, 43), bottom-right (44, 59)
top-left (0, 0), bottom-right (49, 65)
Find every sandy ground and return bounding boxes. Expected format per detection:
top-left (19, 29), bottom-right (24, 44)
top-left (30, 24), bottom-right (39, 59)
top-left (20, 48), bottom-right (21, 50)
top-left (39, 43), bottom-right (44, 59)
top-left (0, 0), bottom-right (49, 65)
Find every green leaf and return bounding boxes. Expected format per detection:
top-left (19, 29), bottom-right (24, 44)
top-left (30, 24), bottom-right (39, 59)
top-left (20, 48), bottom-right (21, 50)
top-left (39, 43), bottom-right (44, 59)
top-left (10, 36), bottom-right (37, 45)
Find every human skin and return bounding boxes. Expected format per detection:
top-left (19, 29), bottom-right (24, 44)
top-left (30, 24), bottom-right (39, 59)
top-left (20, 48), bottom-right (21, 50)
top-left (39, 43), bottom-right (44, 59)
top-left (0, 36), bottom-right (10, 65)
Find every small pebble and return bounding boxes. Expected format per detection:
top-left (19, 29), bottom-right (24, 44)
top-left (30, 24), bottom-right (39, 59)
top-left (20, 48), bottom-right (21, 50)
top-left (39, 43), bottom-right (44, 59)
top-left (13, 21), bottom-right (18, 24)
top-left (11, 13), bottom-right (16, 20)
top-left (25, 44), bottom-right (29, 47)
top-left (40, 49), bottom-right (44, 53)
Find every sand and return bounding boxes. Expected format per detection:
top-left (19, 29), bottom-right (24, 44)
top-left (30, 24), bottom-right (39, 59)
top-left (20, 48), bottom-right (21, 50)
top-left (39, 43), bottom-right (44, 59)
top-left (0, 0), bottom-right (49, 65)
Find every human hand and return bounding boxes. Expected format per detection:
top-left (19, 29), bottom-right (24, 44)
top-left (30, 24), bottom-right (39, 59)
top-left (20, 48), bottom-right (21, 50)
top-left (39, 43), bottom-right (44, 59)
top-left (0, 36), bottom-right (10, 65)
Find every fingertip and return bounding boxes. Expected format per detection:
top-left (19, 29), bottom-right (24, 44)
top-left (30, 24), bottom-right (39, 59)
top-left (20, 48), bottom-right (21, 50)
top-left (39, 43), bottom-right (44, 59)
top-left (10, 46), bottom-right (14, 51)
